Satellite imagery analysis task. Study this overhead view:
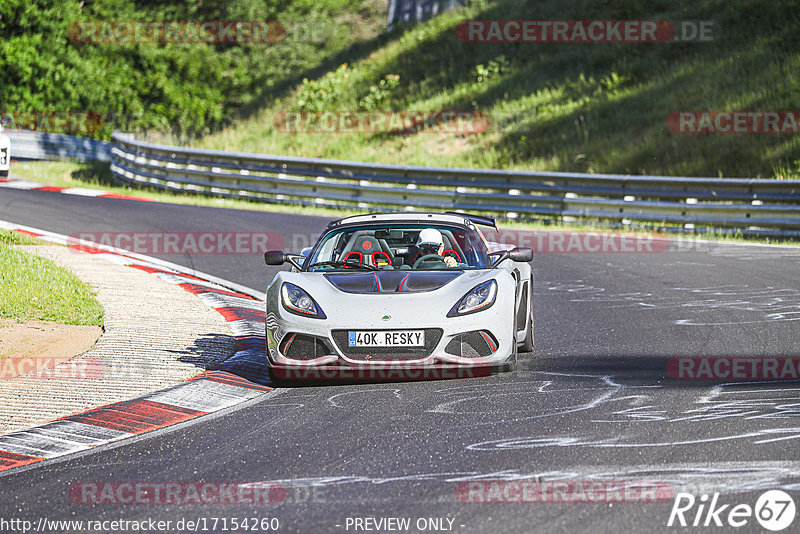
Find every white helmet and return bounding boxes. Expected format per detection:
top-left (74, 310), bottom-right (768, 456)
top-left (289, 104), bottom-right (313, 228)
top-left (417, 228), bottom-right (444, 247)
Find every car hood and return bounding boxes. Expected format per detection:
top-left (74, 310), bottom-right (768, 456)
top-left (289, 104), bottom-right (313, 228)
top-left (323, 271), bottom-right (463, 294)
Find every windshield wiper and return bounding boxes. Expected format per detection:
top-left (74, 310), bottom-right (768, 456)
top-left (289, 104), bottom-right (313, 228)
top-left (305, 260), bottom-right (380, 271)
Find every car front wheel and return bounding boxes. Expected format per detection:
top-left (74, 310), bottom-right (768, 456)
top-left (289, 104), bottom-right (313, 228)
top-left (518, 276), bottom-right (534, 352)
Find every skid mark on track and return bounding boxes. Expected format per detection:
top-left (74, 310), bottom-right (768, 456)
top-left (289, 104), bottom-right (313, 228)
top-left (707, 246), bottom-right (800, 261)
top-left (327, 389), bottom-right (403, 409)
top-left (542, 280), bottom-right (800, 325)
top-left (595, 381), bottom-right (800, 424)
top-left (467, 428), bottom-right (800, 451)
top-left (240, 461), bottom-right (800, 498)
top-left (427, 372), bottom-right (622, 421)
top-left (460, 377), bottom-right (800, 451)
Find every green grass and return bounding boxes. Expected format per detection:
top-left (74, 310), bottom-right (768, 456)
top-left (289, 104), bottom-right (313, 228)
top-left (0, 229), bottom-right (43, 246)
top-left (193, 0), bottom-right (800, 179)
top-left (0, 230), bottom-right (104, 326)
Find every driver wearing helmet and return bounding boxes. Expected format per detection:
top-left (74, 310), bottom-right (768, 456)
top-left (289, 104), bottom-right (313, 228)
top-left (0, 122), bottom-right (9, 178)
top-left (413, 228), bottom-right (462, 269)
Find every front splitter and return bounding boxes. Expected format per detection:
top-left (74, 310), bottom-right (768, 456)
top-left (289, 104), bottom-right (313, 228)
top-left (268, 360), bottom-right (514, 384)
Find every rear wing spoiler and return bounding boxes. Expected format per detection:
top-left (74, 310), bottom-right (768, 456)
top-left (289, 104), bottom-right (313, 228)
top-left (444, 211), bottom-right (498, 231)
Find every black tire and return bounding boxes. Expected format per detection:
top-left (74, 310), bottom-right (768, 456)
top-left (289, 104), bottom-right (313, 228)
top-left (519, 276), bottom-right (534, 352)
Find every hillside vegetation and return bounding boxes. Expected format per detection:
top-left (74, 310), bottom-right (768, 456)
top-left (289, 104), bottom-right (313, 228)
top-left (4, 0), bottom-right (799, 178)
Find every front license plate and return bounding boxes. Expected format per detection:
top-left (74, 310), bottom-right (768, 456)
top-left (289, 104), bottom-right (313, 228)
top-left (348, 330), bottom-right (425, 347)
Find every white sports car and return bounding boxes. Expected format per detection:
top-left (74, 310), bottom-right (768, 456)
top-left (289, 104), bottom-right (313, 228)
top-left (264, 212), bottom-right (533, 382)
top-left (0, 125), bottom-right (9, 177)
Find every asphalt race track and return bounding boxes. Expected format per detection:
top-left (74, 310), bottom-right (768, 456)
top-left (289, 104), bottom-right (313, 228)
top-left (2, 187), bottom-right (800, 533)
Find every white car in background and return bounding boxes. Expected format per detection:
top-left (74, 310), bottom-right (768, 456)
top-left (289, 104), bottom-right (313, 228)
top-left (0, 124), bottom-right (9, 177)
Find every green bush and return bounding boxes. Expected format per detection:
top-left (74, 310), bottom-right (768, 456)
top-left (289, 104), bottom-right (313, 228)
top-left (358, 73), bottom-right (400, 110)
top-left (474, 55), bottom-right (509, 83)
top-left (296, 63), bottom-right (353, 111)
top-left (0, 0), bottom-right (382, 139)
top-left (198, 0), bottom-right (800, 179)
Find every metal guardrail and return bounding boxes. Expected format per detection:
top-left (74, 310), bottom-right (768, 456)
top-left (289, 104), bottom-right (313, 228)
top-left (109, 132), bottom-right (800, 232)
top-left (6, 131), bottom-right (110, 162)
top-left (5, 130), bottom-right (800, 233)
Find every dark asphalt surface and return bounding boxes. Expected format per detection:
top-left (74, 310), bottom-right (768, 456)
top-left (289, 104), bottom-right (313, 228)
top-left (2, 187), bottom-right (800, 533)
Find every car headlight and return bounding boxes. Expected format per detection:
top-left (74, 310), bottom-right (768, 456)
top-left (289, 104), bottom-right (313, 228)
top-left (447, 280), bottom-right (497, 317)
top-left (281, 282), bottom-right (326, 319)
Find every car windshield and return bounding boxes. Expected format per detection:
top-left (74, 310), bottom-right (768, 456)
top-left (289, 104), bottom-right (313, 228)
top-left (305, 224), bottom-right (489, 271)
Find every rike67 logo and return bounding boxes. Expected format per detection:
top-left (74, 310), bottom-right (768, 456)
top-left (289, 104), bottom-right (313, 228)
top-left (668, 490), bottom-right (796, 531)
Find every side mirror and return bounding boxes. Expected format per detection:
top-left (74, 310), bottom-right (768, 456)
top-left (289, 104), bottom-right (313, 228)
top-left (264, 251), bottom-right (287, 265)
top-left (265, 250), bottom-right (305, 270)
top-left (508, 247), bottom-right (533, 262)
top-left (489, 247), bottom-right (533, 267)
